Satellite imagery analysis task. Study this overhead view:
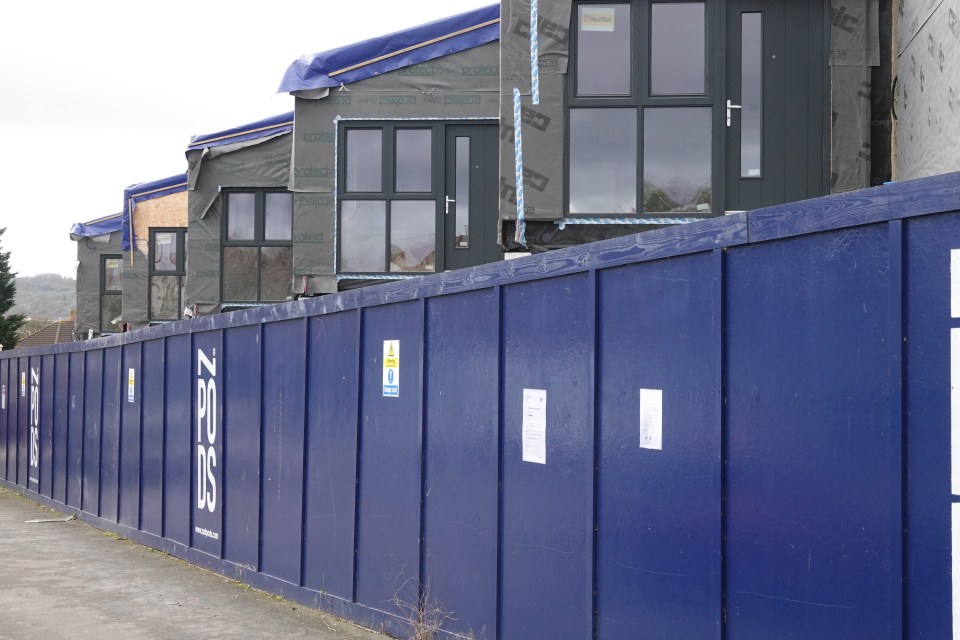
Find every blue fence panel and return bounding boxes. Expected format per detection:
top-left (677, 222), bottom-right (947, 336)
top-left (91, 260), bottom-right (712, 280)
top-left (302, 311), bottom-right (359, 599)
top-left (140, 338), bottom-right (165, 537)
top-left (903, 212), bottom-right (954, 637)
top-left (67, 351), bottom-right (85, 508)
top-left (222, 324), bottom-right (261, 572)
top-left (423, 289), bottom-right (499, 639)
top-left (500, 274), bottom-right (593, 640)
top-left (25, 356), bottom-right (40, 494)
top-left (356, 301), bottom-right (424, 615)
top-left (100, 346), bottom-right (122, 523)
top-left (596, 252), bottom-right (722, 639)
top-left (40, 354), bottom-right (54, 498)
top-left (260, 320), bottom-right (307, 584)
top-left (82, 350), bottom-right (103, 515)
top-left (164, 333), bottom-right (192, 546)
top-left (120, 343), bottom-right (141, 529)
top-left (19, 356), bottom-right (29, 489)
top-left (25, 355), bottom-right (40, 494)
top-left (0, 358), bottom-right (8, 480)
top-left (725, 225), bottom-right (899, 637)
top-left (8, 359), bottom-right (18, 482)
top-left (192, 330), bottom-right (223, 559)
top-left (53, 353), bottom-right (69, 504)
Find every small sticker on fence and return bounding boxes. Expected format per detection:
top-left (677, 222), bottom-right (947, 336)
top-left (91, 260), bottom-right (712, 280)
top-left (21, 372), bottom-right (26, 397)
top-left (128, 368), bottom-right (136, 403)
top-left (1, 384), bottom-right (5, 410)
top-left (522, 388), bottom-right (547, 464)
top-left (383, 340), bottom-right (399, 397)
top-left (639, 388), bottom-right (663, 450)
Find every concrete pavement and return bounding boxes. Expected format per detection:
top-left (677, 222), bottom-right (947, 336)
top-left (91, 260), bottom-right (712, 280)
top-left (0, 487), bottom-right (388, 640)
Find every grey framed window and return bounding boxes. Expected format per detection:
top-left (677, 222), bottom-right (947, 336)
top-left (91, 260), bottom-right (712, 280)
top-left (222, 190), bottom-right (293, 303)
top-left (149, 228), bottom-right (186, 322)
top-left (567, 0), bottom-right (715, 217)
top-left (100, 255), bottom-right (123, 333)
top-left (338, 123), bottom-right (439, 274)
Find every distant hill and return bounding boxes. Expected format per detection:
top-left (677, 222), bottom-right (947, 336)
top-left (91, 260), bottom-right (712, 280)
top-left (12, 273), bottom-right (75, 319)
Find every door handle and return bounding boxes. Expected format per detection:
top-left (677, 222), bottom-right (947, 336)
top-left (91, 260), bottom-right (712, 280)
top-left (445, 196), bottom-right (456, 215)
top-left (726, 99), bottom-right (742, 127)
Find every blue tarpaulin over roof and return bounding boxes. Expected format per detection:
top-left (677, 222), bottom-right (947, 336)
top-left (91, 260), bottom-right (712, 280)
top-left (70, 213), bottom-right (123, 241)
top-left (187, 112), bottom-right (294, 152)
top-left (122, 173), bottom-right (188, 251)
top-left (277, 3), bottom-right (500, 93)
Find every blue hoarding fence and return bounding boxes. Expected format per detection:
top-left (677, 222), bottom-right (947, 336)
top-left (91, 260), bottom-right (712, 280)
top-left (2, 172), bottom-right (960, 638)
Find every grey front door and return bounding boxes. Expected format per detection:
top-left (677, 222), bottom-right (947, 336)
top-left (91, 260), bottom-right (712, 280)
top-left (724, 0), bottom-right (828, 211)
top-left (443, 124), bottom-right (501, 272)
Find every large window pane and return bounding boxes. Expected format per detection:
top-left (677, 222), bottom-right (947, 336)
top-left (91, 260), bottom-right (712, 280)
top-left (395, 129), bottom-right (432, 192)
top-left (227, 193), bottom-right (255, 241)
top-left (265, 192), bottom-right (293, 241)
top-left (651, 2), bottom-right (706, 95)
top-left (390, 201), bottom-right (435, 272)
top-left (153, 232), bottom-right (178, 271)
top-left (100, 295), bottom-right (122, 333)
top-left (150, 275), bottom-right (180, 320)
top-left (741, 12), bottom-right (763, 177)
top-left (569, 108), bottom-right (637, 214)
top-left (259, 247), bottom-right (293, 301)
top-left (346, 129), bottom-right (382, 192)
top-left (103, 258), bottom-right (122, 291)
top-left (643, 108), bottom-right (712, 213)
top-left (577, 4), bottom-right (631, 96)
top-left (341, 201), bottom-right (386, 272)
top-left (222, 247), bottom-right (258, 301)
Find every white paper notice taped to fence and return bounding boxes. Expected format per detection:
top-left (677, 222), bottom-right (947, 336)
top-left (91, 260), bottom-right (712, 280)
top-left (383, 340), bottom-right (399, 397)
top-left (1, 384), bottom-right (5, 409)
top-left (952, 249), bottom-right (960, 318)
top-left (522, 388), bottom-right (547, 464)
top-left (639, 388), bottom-right (663, 450)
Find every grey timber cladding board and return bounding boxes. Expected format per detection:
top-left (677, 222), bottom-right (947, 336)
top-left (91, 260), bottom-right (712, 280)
top-left (896, 0), bottom-right (960, 180)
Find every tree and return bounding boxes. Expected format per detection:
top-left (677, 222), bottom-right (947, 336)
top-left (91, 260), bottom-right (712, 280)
top-left (0, 227), bottom-right (26, 349)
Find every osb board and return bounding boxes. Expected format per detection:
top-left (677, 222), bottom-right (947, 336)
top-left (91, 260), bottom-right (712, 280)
top-left (132, 191), bottom-right (188, 254)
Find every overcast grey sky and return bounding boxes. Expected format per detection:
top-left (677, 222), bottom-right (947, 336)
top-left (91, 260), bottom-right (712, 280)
top-left (0, 0), bottom-right (493, 278)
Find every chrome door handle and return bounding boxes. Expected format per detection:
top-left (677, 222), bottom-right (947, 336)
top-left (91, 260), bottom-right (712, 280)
top-left (445, 196), bottom-right (456, 215)
top-left (726, 99), bottom-right (742, 127)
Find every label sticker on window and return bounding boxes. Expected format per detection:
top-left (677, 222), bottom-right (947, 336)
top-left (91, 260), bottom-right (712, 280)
top-left (581, 8), bottom-right (615, 32)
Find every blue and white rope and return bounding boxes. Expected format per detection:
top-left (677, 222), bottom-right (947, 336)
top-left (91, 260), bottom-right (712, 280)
top-left (530, 0), bottom-right (540, 105)
top-left (513, 88), bottom-right (527, 246)
top-left (557, 217), bottom-right (702, 230)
